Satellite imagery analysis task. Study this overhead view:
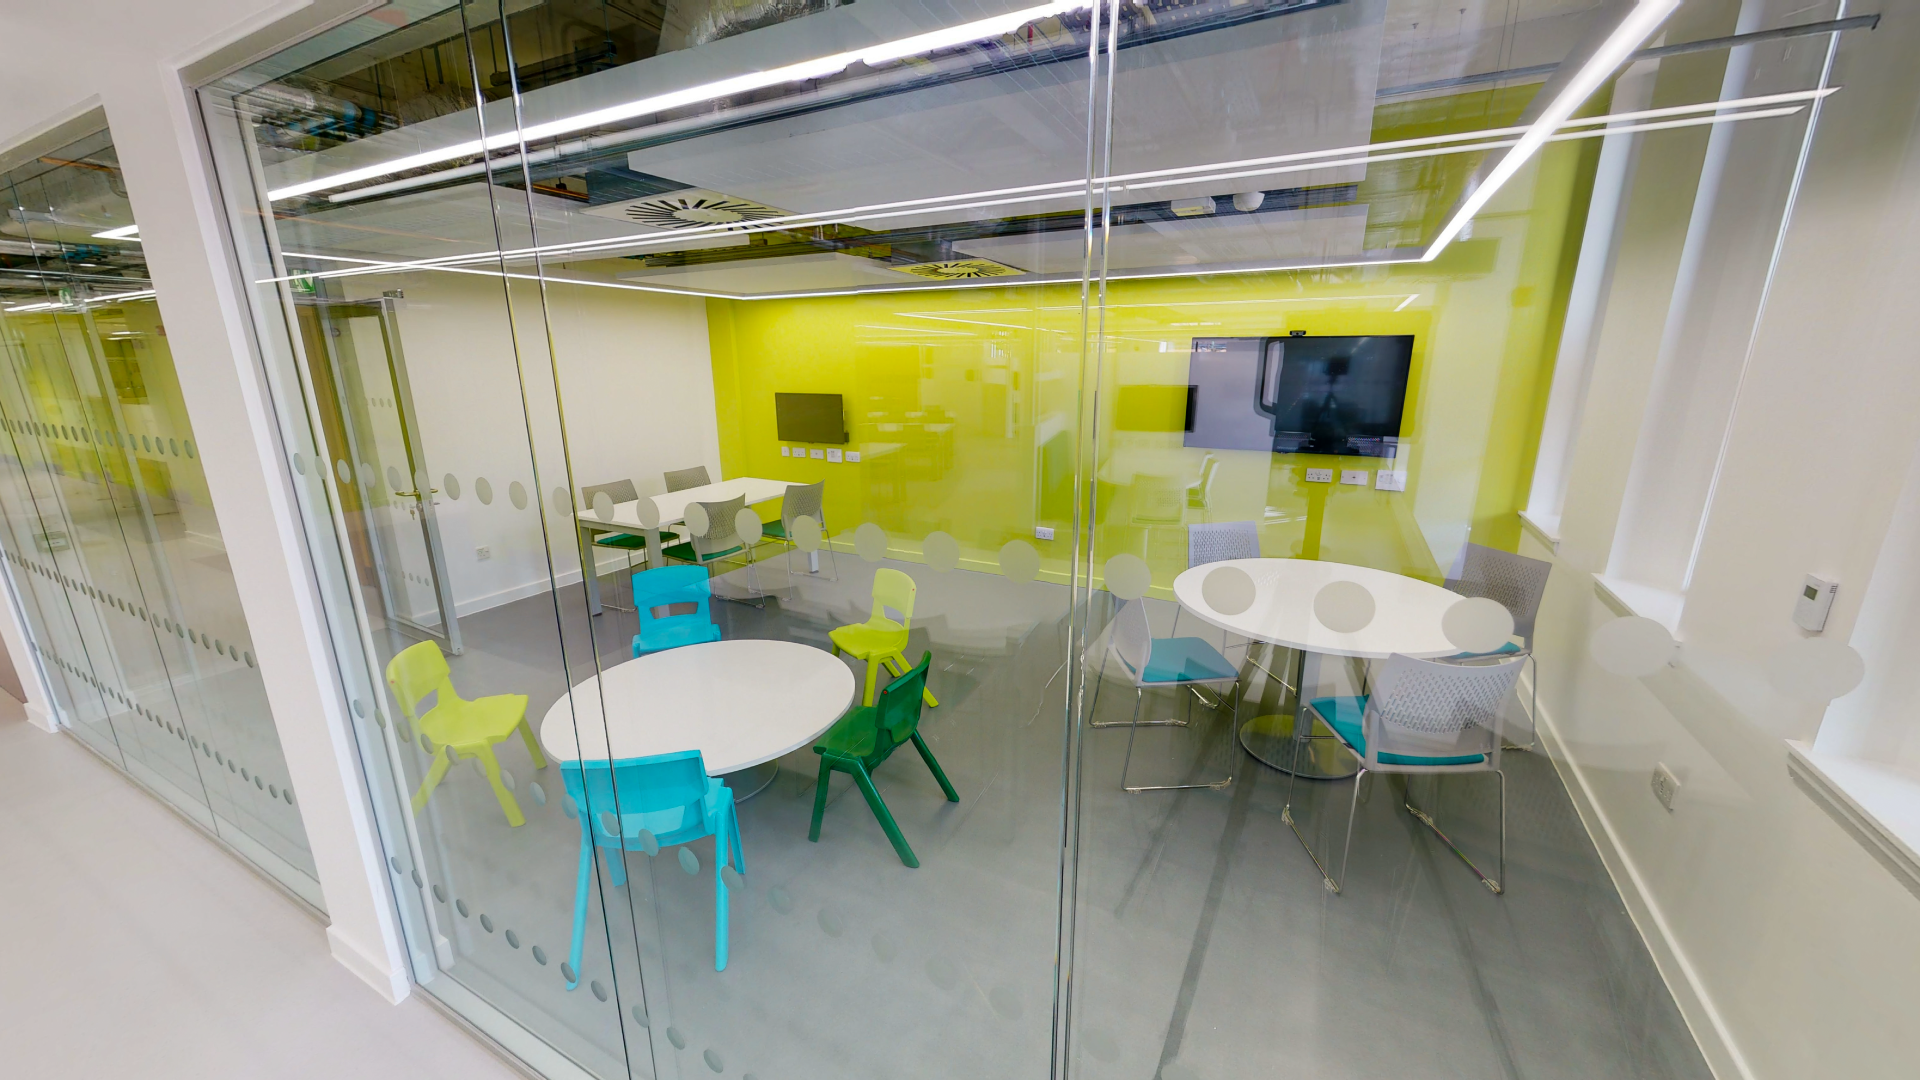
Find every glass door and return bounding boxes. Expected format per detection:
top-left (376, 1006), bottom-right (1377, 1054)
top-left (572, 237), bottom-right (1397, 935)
top-left (303, 295), bottom-right (463, 655)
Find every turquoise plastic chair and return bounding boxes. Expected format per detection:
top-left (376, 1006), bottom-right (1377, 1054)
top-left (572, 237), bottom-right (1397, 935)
top-left (561, 751), bottom-right (744, 979)
top-left (631, 566), bottom-right (722, 657)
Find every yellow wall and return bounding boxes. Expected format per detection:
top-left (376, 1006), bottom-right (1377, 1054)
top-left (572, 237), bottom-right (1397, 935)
top-left (706, 93), bottom-right (1599, 594)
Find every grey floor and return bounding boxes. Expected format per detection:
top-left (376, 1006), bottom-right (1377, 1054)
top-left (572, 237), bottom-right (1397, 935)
top-left (0, 692), bottom-right (523, 1080)
top-left (376, 552), bottom-right (1713, 1080)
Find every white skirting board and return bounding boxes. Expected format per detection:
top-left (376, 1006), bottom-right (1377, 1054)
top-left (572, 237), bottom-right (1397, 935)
top-left (1528, 673), bottom-right (1755, 1080)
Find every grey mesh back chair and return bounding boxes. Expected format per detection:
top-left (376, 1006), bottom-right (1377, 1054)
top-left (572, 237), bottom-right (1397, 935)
top-left (769, 480), bottom-right (838, 581)
top-left (663, 494), bottom-right (745, 568)
top-left (581, 480), bottom-right (651, 612)
top-left (1446, 543), bottom-right (1550, 646)
top-left (1285, 651), bottom-right (1526, 895)
top-left (1086, 598), bottom-right (1242, 792)
top-left (1446, 543), bottom-right (1550, 747)
top-left (1176, 520), bottom-right (1260, 641)
top-left (1188, 520), bottom-right (1258, 567)
top-left (664, 466), bottom-right (712, 492)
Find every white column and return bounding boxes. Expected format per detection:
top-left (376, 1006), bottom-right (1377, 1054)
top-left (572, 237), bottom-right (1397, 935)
top-left (95, 68), bottom-right (412, 1002)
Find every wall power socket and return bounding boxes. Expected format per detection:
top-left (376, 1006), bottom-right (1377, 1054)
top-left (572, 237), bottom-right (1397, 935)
top-left (476, 545), bottom-right (492, 561)
top-left (1651, 763), bottom-right (1681, 812)
top-left (1035, 526), bottom-right (1055, 541)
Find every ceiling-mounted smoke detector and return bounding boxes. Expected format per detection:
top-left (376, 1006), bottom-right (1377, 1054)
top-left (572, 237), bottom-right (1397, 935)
top-left (586, 189), bottom-right (786, 230)
top-left (891, 258), bottom-right (1023, 280)
top-left (1232, 191), bottom-right (1265, 213)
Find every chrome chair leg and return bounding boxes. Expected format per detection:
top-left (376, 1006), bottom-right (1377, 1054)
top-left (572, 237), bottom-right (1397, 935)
top-left (1403, 770), bottom-right (1506, 894)
top-left (1281, 701), bottom-right (1362, 893)
top-left (1121, 679), bottom-right (1238, 793)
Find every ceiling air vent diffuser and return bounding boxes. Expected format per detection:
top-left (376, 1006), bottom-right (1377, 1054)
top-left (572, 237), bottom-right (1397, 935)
top-left (891, 259), bottom-right (1022, 280)
top-left (586, 189), bottom-right (786, 229)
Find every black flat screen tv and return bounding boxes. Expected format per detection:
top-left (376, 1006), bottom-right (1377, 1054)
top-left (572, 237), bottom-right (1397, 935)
top-left (1183, 335), bottom-right (1413, 458)
top-left (775, 392), bottom-right (847, 444)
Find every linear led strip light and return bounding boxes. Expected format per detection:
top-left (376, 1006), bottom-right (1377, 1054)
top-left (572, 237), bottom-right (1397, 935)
top-left (3, 288), bottom-right (157, 314)
top-left (265, 0), bottom-right (1096, 203)
top-left (265, 87), bottom-right (1820, 291)
top-left (1423, 0), bottom-right (1682, 259)
top-left (91, 224), bottom-right (140, 240)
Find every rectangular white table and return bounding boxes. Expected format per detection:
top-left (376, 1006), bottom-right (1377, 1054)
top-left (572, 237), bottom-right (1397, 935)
top-left (574, 477), bottom-right (790, 615)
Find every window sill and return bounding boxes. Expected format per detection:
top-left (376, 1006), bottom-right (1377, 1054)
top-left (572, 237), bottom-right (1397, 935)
top-left (1786, 741), bottom-right (1920, 901)
top-left (1593, 574), bottom-right (1685, 633)
top-left (1518, 510), bottom-right (1561, 553)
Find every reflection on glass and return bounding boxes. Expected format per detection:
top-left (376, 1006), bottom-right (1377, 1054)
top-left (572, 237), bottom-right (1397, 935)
top-left (194, 0), bottom-right (1860, 1077)
top-left (0, 128), bottom-right (319, 904)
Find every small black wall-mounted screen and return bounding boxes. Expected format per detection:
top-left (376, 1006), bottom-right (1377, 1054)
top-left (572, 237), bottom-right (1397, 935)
top-left (774, 392), bottom-right (848, 444)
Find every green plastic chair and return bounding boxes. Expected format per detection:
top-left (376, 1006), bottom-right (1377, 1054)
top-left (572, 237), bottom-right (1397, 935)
top-left (829, 567), bottom-right (939, 708)
top-left (809, 652), bottom-right (957, 868)
top-left (386, 640), bottom-right (547, 827)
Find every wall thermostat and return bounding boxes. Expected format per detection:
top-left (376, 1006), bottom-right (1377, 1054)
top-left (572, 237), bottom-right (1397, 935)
top-left (1793, 575), bottom-right (1838, 633)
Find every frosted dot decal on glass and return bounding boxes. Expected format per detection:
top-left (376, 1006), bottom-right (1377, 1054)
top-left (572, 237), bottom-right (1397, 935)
top-left (817, 907), bottom-right (844, 936)
top-left (926, 956), bottom-right (959, 990)
top-left (509, 481), bottom-right (528, 510)
top-left (1103, 554), bottom-right (1151, 600)
top-left (1590, 616), bottom-right (1678, 676)
top-left (685, 502), bottom-right (710, 537)
top-left (854, 522), bottom-right (888, 561)
top-left (679, 847), bottom-right (700, 875)
top-left (704, 1050), bottom-right (724, 1073)
top-left (335, 459), bottom-right (351, 484)
top-left (444, 473), bottom-right (461, 500)
top-left (735, 508), bottom-right (763, 546)
top-left (767, 886), bottom-right (794, 914)
top-left (593, 491), bottom-right (616, 522)
top-left (1768, 638), bottom-right (1865, 701)
top-left (386, 465), bottom-right (405, 492)
top-left (791, 515), bottom-right (821, 552)
top-left (475, 477), bottom-right (494, 505)
top-left (591, 980), bottom-right (608, 1002)
top-left (292, 453), bottom-right (305, 475)
top-left (923, 530), bottom-right (959, 572)
top-left (1313, 580), bottom-right (1375, 634)
top-left (1443, 597), bottom-right (1514, 654)
top-left (552, 486), bottom-right (572, 514)
top-left (635, 498), bottom-right (660, 529)
top-left (998, 540), bottom-right (1039, 583)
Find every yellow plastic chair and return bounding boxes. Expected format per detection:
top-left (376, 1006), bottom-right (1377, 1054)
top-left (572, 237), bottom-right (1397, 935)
top-left (830, 567), bottom-right (940, 708)
top-left (386, 640), bottom-right (547, 827)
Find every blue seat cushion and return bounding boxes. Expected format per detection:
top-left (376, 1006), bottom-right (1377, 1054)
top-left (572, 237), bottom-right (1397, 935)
top-left (1448, 640), bottom-right (1522, 660)
top-left (1141, 637), bottom-right (1239, 685)
top-left (1309, 695), bottom-right (1487, 767)
top-left (633, 620), bottom-right (722, 657)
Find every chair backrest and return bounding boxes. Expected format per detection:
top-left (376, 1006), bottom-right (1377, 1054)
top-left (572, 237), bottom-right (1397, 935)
top-left (582, 479), bottom-right (638, 508)
top-left (1362, 652), bottom-right (1525, 768)
top-left (664, 466), bottom-right (711, 492)
top-left (782, 480), bottom-right (825, 529)
top-left (1190, 454), bottom-right (1220, 507)
top-left (560, 750), bottom-right (711, 838)
top-left (632, 565), bottom-right (714, 631)
top-left (1131, 474), bottom-right (1186, 525)
top-left (869, 567), bottom-right (917, 627)
top-left (1188, 520), bottom-right (1259, 567)
top-left (1107, 598), bottom-right (1153, 682)
top-left (872, 652), bottom-right (933, 751)
top-left (386, 640), bottom-right (454, 720)
top-left (1446, 543), bottom-right (1551, 645)
top-left (691, 494), bottom-right (746, 558)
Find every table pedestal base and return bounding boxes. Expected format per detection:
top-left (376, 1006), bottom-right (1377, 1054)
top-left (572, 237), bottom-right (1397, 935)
top-left (722, 760), bottom-right (781, 802)
top-left (1238, 710), bottom-right (1361, 780)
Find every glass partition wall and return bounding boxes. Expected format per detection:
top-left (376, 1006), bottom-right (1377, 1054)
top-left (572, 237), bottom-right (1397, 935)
top-left (197, 1), bottom-right (1859, 1077)
top-left (0, 130), bottom-right (320, 905)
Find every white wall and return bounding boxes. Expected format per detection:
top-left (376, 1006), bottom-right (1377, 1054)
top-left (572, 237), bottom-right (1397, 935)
top-left (0, 0), bottom-right (425, 1002)
top-left (1530, 5), bottom-right (1920, 1078)
top-left (344, 271), bottom-right (718, 615)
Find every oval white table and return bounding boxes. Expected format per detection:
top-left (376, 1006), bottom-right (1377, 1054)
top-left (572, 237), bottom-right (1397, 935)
top-left (539, 639), bottom-right (856, 799)
top-left (1171, 558), bottom-right (1463, 779)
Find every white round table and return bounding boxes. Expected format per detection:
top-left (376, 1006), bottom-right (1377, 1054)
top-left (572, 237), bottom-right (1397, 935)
top-left (1171, 558), bottom-right (1463, 779)
top-left (539, 639), bottom-right (856, 798)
